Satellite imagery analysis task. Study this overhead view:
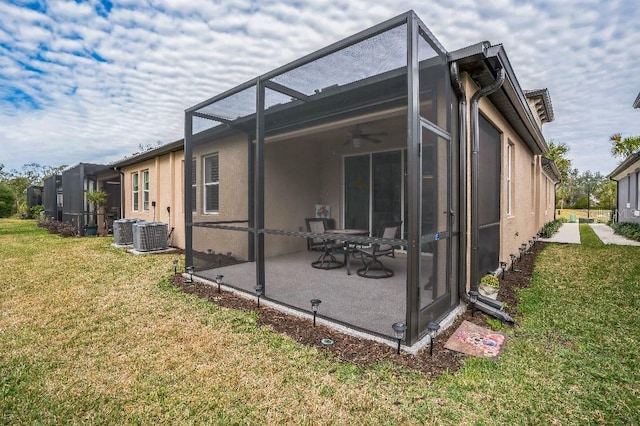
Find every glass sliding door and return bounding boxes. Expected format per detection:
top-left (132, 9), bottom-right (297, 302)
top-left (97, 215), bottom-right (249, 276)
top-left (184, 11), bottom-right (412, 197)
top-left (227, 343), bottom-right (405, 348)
top-left (344, 155), bottom-right (370, 231)
top-left (344, 150), bottom-right (404, 236)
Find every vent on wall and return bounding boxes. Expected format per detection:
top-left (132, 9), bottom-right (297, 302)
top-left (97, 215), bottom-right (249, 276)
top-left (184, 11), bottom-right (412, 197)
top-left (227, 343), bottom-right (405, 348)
top-left (133, 222), bottom-right (168, 252)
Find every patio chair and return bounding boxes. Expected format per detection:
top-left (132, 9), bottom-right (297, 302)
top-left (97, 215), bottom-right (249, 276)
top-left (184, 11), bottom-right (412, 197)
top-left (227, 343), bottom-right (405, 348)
top-left (356, 222), bottom-right (401, 279)
top-left (307, 218), bottom-right (345, 270)
top-left (305, 218), bottom-right (335, 251)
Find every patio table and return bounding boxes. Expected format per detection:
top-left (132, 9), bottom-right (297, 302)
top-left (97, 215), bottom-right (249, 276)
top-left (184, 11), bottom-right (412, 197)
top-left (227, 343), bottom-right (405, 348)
top-left (324, 229), bottom-right (369, 275)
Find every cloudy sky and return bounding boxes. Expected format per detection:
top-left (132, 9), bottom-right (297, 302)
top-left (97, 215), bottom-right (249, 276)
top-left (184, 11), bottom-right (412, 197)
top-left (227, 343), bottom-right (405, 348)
top-left (1, 0), bottom-right (638, 175)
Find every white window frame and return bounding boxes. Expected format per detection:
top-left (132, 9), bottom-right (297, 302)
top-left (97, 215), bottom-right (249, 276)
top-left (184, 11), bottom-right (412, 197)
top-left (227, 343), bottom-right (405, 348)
top-left (203, 153), bottom-right (219, 214)
top-left (132, 172), bottom-right (139, 211)
top-left (142, 169), bottom-right (150, 211)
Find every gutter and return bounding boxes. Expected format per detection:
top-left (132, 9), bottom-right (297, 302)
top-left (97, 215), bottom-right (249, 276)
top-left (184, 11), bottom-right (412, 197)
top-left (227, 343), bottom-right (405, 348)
top-left (450, 61), bottom-right (513, 325)
top-left (470, 66), bottom-right (505, 292)
top-left (449, 62), bottom-right (467, 303)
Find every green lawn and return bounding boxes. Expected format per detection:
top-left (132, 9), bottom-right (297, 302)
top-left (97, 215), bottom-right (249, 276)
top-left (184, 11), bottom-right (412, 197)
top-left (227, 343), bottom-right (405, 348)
top-left (1, 219), bottom-right (638, 424)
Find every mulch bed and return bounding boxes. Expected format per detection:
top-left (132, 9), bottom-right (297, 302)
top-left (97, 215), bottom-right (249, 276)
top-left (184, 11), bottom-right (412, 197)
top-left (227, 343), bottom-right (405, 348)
top-left (171, 242), bottom-right (546, 376)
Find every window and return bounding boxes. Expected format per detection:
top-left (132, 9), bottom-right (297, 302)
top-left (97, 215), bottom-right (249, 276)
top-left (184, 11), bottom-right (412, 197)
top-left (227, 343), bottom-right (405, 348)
top-left (132, 172), bottom-right (139, 211)
top-left (192, 159), bottom-right (197, 213)
top-left (204, 154), bottom-right (219, 213)
top-left (506, 142), bottom-right (513, 216)
top-left (142, 170), bottom-right (149, 211)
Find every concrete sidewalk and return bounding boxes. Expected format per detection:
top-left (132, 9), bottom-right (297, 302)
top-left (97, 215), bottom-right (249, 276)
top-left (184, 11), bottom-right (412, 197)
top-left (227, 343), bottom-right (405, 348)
top-left (538, 222), bottom-right (581, 244)
top-left (589, 223), bottom-right (640, 246)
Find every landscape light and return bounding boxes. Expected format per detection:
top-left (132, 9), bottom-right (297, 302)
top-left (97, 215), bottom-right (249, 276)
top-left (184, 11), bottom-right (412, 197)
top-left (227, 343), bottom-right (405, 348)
top-left (310, 299), bottom-right (322, 327)
top-left (254, 285), bottom-right (264, 307)
top-left (392, 322), bottom-right (407, 354)
top-left (427, 321), bottom-right (441, 357)
top-left (499, 260), bottom-right (507, 276)
top-left (185, 266), bottom-right (194, 284)
top-left (215, 274), bottom-right (224, 293)
top-left (468, 290), bottom-right (480, 317)
top-left (172, 259), bottom-right (179, 275)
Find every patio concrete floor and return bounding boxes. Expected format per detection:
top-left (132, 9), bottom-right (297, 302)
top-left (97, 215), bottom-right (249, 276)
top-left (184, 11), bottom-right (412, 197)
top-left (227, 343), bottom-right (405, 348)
top-left (195, 250), bottom-right (436, 338)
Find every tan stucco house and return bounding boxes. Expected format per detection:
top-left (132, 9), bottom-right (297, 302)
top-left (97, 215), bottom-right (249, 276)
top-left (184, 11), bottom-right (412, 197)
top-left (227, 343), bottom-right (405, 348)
top-left (178, 11), bottom-right (559, 346)
top-left (111, 139), bottom-right (186, 248)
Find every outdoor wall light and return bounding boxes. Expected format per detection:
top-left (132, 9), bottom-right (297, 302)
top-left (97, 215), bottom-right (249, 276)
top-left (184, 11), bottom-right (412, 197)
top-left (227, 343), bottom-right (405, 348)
top-left (468, 290), bottom-right (480, 317)
top-left (392, 322), bottom-right (407, 354)
top-left (215, 274), bottom-right (224, 294)
top-left (185, 266), bottom-right (194, 284)
top-left (172, 259), bottom-right (178, 275)
top-left (254, 285), bottom-right (264, 307)
top-left (427, 321), bottom-right (441, 357)
top-left (310, 299), bottom-right (322, 327)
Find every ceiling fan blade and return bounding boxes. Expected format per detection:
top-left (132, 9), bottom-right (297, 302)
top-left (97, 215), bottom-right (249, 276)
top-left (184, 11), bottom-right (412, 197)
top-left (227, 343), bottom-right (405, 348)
top-left (365, 137), bottom-right (383, 144)
top-left (362, 131), bottom-right (388, 137)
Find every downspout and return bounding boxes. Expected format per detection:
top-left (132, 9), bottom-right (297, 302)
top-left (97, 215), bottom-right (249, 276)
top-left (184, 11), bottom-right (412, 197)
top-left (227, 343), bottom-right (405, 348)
top-left (113, 167), bottom-right (125, 219)
top-left (470, 66), bottom-right (505, 292)
top-left (449, 62), bottom-right (468, 302)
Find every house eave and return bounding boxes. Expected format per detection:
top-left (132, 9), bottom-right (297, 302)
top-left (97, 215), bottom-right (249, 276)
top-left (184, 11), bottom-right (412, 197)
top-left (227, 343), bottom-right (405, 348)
top-left (634, 92), bottom-right (640, 109)
top-left (450, 43), bottom-right (550, 155)
top-left (111, 139), bottom-right (184, 169)
top-left (607, 152), bottom-right (640, 181)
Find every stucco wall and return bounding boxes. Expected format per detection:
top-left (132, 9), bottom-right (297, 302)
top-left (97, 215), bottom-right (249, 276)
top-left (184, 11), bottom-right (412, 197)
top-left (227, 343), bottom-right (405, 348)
top-left (121, 151), bottom-right (185, 248)
top-left (192, 133), bottom-right (250, 259)
top-left (462, 73), bottom-right (553, 285)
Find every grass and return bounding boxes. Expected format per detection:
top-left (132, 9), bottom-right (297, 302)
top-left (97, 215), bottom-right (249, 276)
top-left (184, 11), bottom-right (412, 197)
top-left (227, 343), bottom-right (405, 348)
top-left (557, 208), bottom-right (611, 223)
top-left (1, 218), bottom-right (639, 424)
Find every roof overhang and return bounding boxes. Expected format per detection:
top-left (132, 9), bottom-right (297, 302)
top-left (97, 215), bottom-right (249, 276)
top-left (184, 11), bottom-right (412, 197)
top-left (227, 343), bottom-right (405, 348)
top-left (607, 151), bottom-right (640, 181)
top-left (541, 157), bottom-right (561, 183)
top-left (449, 42), bottom-right (550, 155)
top-left (634, 92), bottom-right (640, 109)
top-left (111, 139), bottom-right (184, 168)
top-left (525, 89), bottom-right (554, 124)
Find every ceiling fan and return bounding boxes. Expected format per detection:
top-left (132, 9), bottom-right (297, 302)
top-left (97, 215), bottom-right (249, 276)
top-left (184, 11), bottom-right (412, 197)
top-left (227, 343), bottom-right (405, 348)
top-left (343, 125), bottom-right (387, 148)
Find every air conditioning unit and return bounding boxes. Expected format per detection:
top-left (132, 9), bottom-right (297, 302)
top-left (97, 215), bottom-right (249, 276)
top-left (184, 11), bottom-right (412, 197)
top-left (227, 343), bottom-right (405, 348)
top-left (113, 218), bottom-right (142, 245)
top-left (133, 222), bottom-right (168, 252)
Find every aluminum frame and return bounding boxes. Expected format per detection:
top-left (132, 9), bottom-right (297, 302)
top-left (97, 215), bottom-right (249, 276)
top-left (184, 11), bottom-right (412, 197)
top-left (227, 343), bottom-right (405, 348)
top-left (184, 10), bottom-right (453, 345)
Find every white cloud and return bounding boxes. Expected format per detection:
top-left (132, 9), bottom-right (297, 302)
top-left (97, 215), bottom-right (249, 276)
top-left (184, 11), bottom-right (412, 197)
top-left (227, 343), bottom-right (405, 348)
top-left (0, 0), bottom-right (639, 177)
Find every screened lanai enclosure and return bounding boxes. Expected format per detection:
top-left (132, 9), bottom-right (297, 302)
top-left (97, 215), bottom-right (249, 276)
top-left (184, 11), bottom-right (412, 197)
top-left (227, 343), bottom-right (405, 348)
top-left (185, 11), bottom-right (460, 345)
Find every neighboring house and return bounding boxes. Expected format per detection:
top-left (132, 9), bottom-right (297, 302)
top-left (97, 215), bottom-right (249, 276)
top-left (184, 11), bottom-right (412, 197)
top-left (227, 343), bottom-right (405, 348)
top-left (608, 152), bottom-right (640, 224)
top-left (61, 163), bottom-right (121, 236)
top-left (111, 139), bottom-right (186, 248)
top-left (180, 10), bottom-right (557, 346)
top-left (43, 174), bottom-right (63, 221)
top-left (26, 185), bottom-right (43, 209)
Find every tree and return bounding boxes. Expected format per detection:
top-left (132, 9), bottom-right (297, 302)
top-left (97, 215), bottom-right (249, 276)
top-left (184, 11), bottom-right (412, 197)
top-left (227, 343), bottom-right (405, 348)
top-left (0, 183), bottom-right (16, 217)
top-left (0, 163), bottom-right (67, 212)
top-left (609, 133), bottom-right (640, 159)
top-left (595, 180), bottom-right (617, 210)
top-left (546, 141), bottom-right (572, 182)
top-left (546, 141), bottom-right (573, 208)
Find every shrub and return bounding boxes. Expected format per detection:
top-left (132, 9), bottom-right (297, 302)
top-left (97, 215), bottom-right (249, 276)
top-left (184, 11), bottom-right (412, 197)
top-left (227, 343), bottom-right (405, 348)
top-left (0, 183), bottom-right (16, 218)
top-left (539, 219), bottom-right (563, 238)
top-left (480, 274), bottom-right (500, 288)
top-left (611, 222), bottom-right (640, 242)
top-left (36, 216), bottom-right (77, 237)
